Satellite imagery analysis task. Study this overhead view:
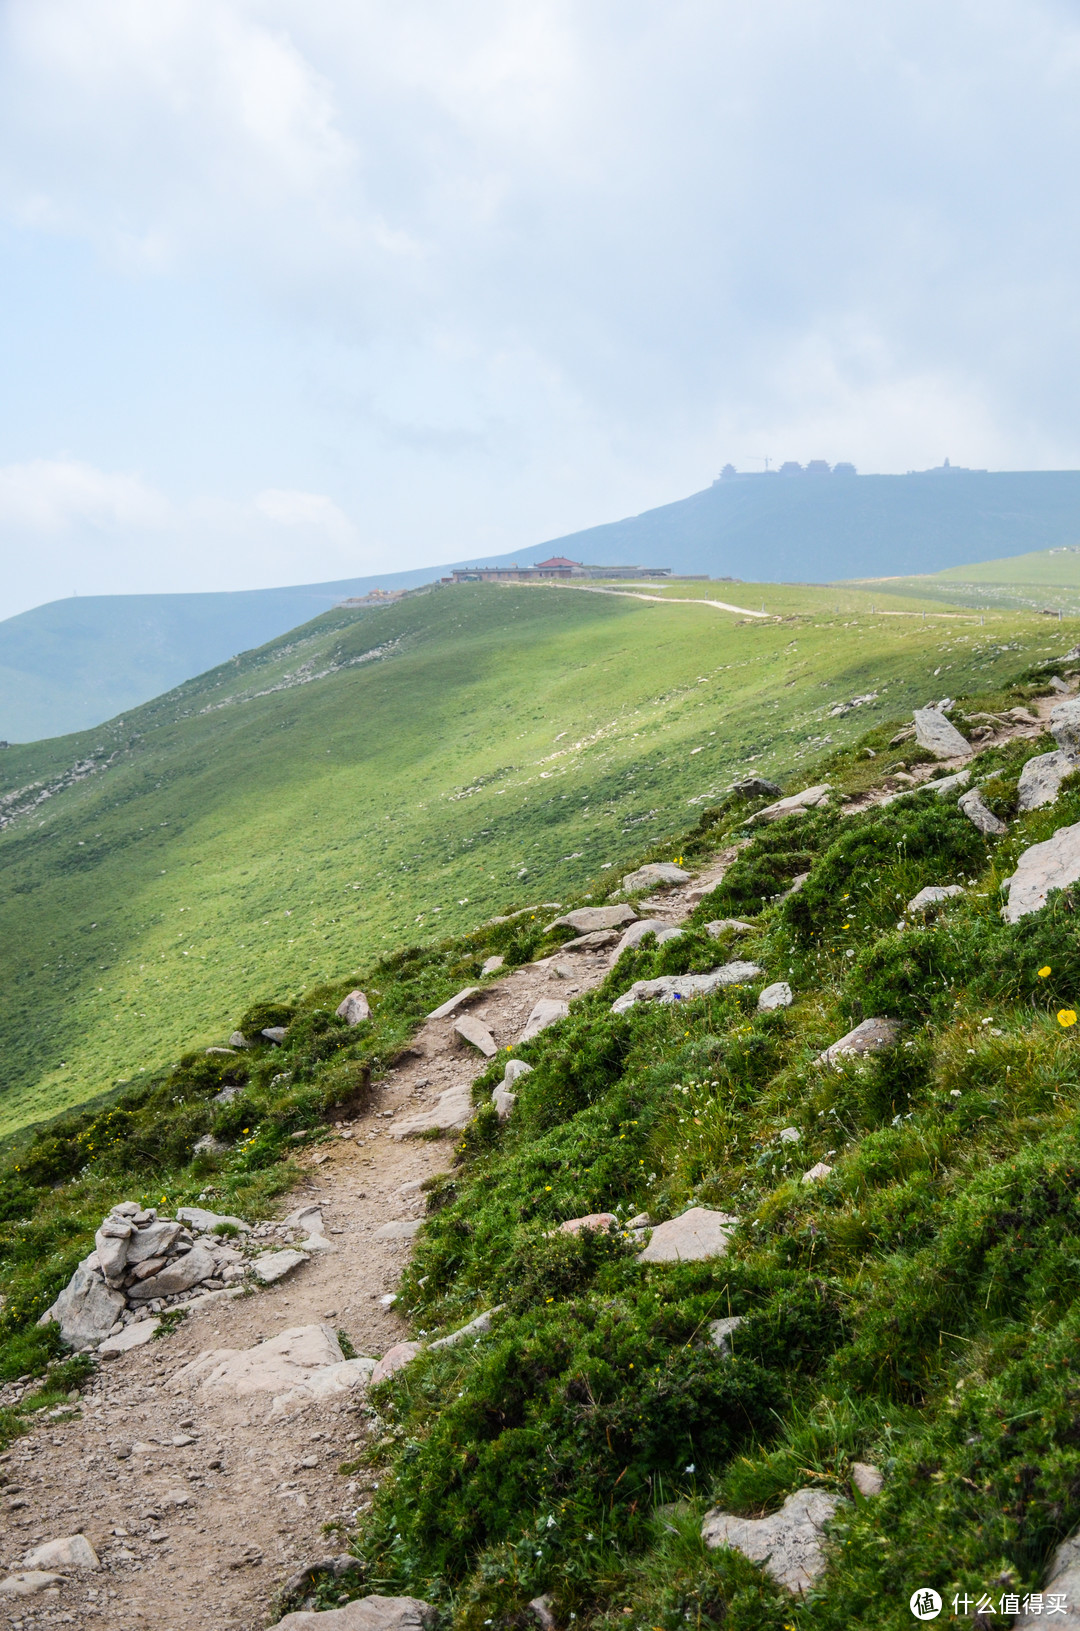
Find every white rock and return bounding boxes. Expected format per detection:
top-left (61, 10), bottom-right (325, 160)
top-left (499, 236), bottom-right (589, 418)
top-left (336, 990), bottom-right (371, 1025)
top-left (519, 998), bottom-right (569, 1041)
top-left (558, 1211), bottom-right (617, 1236)
top-left (428, 1306), bottom-right (504, 1350)
top-left (283, 1204), bottom-right (325, 1234)
top-left (958, 787), bottom-right (1007, 835)
top-left (802, 1162), bottom-right (834, 1184)
top-left (907, 884), bottom-right (963, 911)
top-left (621, 862), bottom-right (692, 892)
top-left (927, 767), bottom-right (972, 796)
top-left (40, 1255), bottom-right (125, 1348)
top-left (374, 1219), bottom-right (423, 1240)
top-left (94, 1221), bottom-right (133, 1287)
top-left (1013, 1525), bottom-right (1080, 1627)
top-left (1051, 698), bottom-right (1080, 761)
top-left (819, 1017), bottom-right (901, 1067)
top-left (125, 1220), bottom-right (183, 1263)
top-left (0, 1573), bottom-right (64, 1598)
top-left (454, 1014), bottom-right (498, 1056)
top-left (492, 1087), bottom-right (517, 1120)
top-left (546, 905), bottom-right (638, 932)
top-left (392, 1084), bottom-right (475, 1138)
top-left (370, 1342), bottom-right (422, 1386)
top-left (252, 1249), bottom-right (309, 1284)
top-left (560, 928), bottom-right (621, 951)
top-left (22, 1535), bottom-right (99, 1572)
top-left (704, 919), bottom-right (756, 937)
top-left (99, 1319), bottom-right (160, 1357)
top-left (271, 1357), bottom-right (377, 1417)
top-left (850, 1462), bottom-right (884, 1497)
top-left (175, 1206), bottom-right (249, 1233)
top-left (481, 955), bottom-right (505, 975)
top-left (127, 1243), bottom-right (216, 1302)
top-left (708, 1315), bottom-right (744, 1356)
top-left (752, 785), bottom-right (831, 823)
top-left (1003, 818), bottom-right (1080, 922)
top-left (266, 1595), bottom-right (436, 1631)
top-left (173, 1324), bottom-right (345, 1407)
top-left (614, 918), bottom-right (681, 955)
top-left (913, 708), bottom-right (970, 759)
top-left (778, 1126), bottom-right (800, 1143)
top-left (503, 1058), bottom-right (534, 1084)
top-left (611, 963), bottom-right (762, 1013)
top-left (1018, 750), bottom-right (1074, 811)
top-left (702, 1487), bottom-right (842, 1594)
top-left (758, 981), bottom-right (792, 1011)
top-left (639, 1207), bottom-right (738, 1263)
top-left (426, 986), bottom-right (480, 1020)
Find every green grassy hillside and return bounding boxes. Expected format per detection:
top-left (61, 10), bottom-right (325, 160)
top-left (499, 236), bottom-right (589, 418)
top-left (855, 546), bottom-right (1080, 615)
top-left (7, 643), bottom-right (1080, 1629)
top-left (0, 579), bottom-right (1069, 1134)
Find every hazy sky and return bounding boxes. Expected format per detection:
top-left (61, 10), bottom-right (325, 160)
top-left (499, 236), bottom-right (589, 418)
top-left (2, 0), bottom-right (1080, 617)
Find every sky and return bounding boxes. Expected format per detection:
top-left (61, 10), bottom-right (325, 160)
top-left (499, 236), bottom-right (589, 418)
top-left (2, 0), bottom-right (1080, 618)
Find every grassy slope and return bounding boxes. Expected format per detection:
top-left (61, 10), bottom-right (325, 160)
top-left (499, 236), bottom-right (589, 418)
top-left (0, 580), bottom-right (1068, 1135)
top-left (854, 546), bottom-right (1080, 614)
top-left (8, 645), bottom-right (1080, 1631)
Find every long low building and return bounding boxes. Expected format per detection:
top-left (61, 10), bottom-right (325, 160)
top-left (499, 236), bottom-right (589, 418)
top-left (446, 555), bottom-right (684, 583)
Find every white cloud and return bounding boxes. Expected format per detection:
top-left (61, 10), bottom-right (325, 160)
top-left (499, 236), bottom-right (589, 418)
top-left (254, 487), bottom-right (357, 546)
top-left (0, 458), bottom-right (171, 532)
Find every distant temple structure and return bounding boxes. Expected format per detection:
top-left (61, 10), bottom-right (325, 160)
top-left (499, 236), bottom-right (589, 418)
top-left (445, 555), bottom-right (678, 583)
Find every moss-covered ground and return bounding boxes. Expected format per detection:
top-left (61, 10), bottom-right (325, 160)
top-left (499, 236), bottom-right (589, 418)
top-left (0, 578), bottom-right (1066, 1134)
top-left (7, 645), bottom-right (1080, 1625)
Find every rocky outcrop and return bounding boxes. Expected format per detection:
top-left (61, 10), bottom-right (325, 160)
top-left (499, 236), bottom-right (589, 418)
top-left (1003, 819), bottom-right (1080, 922)
top-left (1050, 698), bottom-right (1080, 761)
top-left (819, 1017), bottom-right (901, 1067)
top-left (392, 1083), bottom-right (474, 1138)
top-left (611, 963), bottom-right (762, 1013)
top-left (1012, 1526), bottom-right (1080, 1626)
top-left (639, 1207), bottom-right (737, 1263)
top-left (336, 990), bottom-right (371, 1025)
top-left (958, 787), bottom-right (1007, 835)
top-left (913, 708), bottom-right (970, 759)
top-left (172, 1324), bottom-right (375, 1419)
top-left (621, 862), bottom-right (691, 892)
top-left (1018, 750), bottom-right (1074, 811)
top-left (268, 1594), bottom-right (437, 1631)
top-left (753, 785), bottom-right (831, 823)
top-left (38, 1256), bottom-right (125, 1348)
top-left (702, 1487), bottom-right (842, 1594)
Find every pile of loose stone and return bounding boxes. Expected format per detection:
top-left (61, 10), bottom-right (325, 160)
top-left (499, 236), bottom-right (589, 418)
top-left (39, 1202), bottom-right (330, 1355)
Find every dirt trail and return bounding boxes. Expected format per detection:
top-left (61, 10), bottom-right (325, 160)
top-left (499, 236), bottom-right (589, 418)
top-left (0, 884), bottom-right (724, 1631)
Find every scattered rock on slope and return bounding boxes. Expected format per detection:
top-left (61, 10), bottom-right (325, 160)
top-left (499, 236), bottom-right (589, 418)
top-left (519, 998), bottom-right (569, 1041)
top-left (267, 1593), bottom-right (437, 1631)
top-left (614, 918), bottom-right (683, 954)
top-left (913, 707), bottom-right (971, 759)
top-left (702, 1488), bottom-right (843, 1594)
top-left (336, 990), bottom-right (371, 1025)
top-left (907, 884), bottom-right (963, 911)
top-left (426, 987), bottom-right (480, 1020)
top-left (547, 905), bottom-right (638, 932)
top-left (453, 1014), bottom-right (498, 1056)
top-left (1012, 1527), bottom-right (1080, 1627)
top-left (621, 862), bottom-right (691, 892)
top-left (1051, 698), bottom-right (1080, 761)
top-left (819, 1017), bottom-right (901, 1067)
top-left (757, 981), bottom-right (792, 1011)
top-left (1018, 750), bottom-right (1074, 811)
top-left (611, 964), bottom-right (762, 1013)
top-left (639, 1207), bottom-right (737, 1263)
top-left (753, 785), bottom-right (831, 823)
top-left (1003, 819), bottom-right (1080, 922)
top-left (392, 1083), bottom-right (474, 1138)
top-left (958, 787), bottom-right (1007, 835)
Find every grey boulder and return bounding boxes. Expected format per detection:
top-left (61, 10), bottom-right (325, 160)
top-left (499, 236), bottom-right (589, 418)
top-left (753, 785), bottom-right (831, 823)
top-left (176, 1206), bottom-right (249, 1232)
top-left (23, 1535), bottom-right (99, 1571)
top-left (731, 777), bottom-right (782, 798)
top-left (907, 884), bottom-right (963, 912)
top-left (1051, 698), bottom-right (1080, 761)
top-left (705, 919), bottom-right (755, 936)
top-left (1013, 1526), bottom-right (1080, 1626)
top-left (547, 905), bottom-right (638, 932)
top-left (560, 928), bottom-right (620, 951)
top-left (252, 1249), bottom-right (308, 1285)
top-left (267, 1595), bottom-right (436, 1631)
top-left (913, 708), bottom-right (970, 759)
top-left (336, 990), bottom-right (371, 1026)
top-left (958, 787), bottom-right (1007, 835)
top-left (1003, 819), bottom-right (1080, 922)
top-left (702, 1488), bottom-right (842, 1594)
top-left (819, 1017), bottom-right (901, 1067)
top-left (426, 987), bottom-right (479, 1020)
top-left (639, 1207), bottom-right (737, 1263)
top-left (125, 1220), bottom-right (184, 1264)
top-left (708, 1315), bottom-right (745, 1356)
top-left (40, 1256), bottom-right (125, 1348)
top-left (611, 963), bottom-right (762, 1013)
top-left (453, 1014), bottom-right (498, 1057)
top-left (1018, 750), bottom-right (1074, 811)
top-left (614, 919), bottom-right (682, 954)
top-left (519, 998), bottom-right (569, 1042)
top-left (392, 1084), bottom-right (474, 1138)
top-left (94, 1219), bottom-right (133, 1287)
top-left (126, 1243), bottom-right (216, 1302)
top-left (757, 981), bottom-right (792, 1011)
top-left (621, 862), bottom-right (691, 892)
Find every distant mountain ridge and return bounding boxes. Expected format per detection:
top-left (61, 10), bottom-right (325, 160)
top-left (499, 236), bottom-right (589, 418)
top-left (6, 467), bottom-right (1080, 741)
